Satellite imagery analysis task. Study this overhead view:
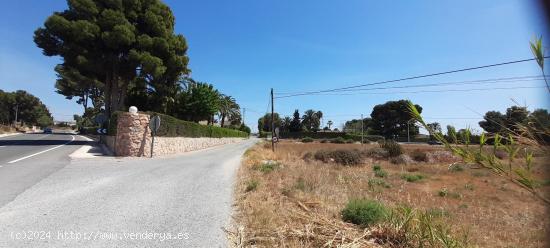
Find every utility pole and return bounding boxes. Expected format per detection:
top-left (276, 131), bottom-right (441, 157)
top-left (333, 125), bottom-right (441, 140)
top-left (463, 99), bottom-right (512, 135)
top-left (270, 88), bottom-right (275, 152)
top-left (242, 107), bottom-right (246, 126)
top-left (14, 104), bottom-right (19, 126)
top-left (361, 114), bottom-right (364, 145)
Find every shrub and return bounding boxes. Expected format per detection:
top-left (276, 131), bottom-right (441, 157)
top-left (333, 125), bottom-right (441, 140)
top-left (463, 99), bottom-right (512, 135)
top-left (345, 139), bottom-right (355, 144)
top-left (368, 178), bottom-right (391, 188)
top-left (301, 137), bottom-right (314, 143)
top-left (410, 149), bottom-right (428, 162)
top-left (426, 150), bottom-right (458, 163)
top-left (437, 188), bottom-right (448, 197)
top-left (390, 154), bottom-right (414, 165)
top-left (320, 139), bottom-right (329, 143)
top-left (494, 150), bottom-right (508, 159)
top-left (379, 140), bottom-right (403, 157)
top-left (314, 150), bottom-right (362, 165)
top-left (239, 125), bottom-right (251, 134)
top-left (302, 152), bottom-right (313, 161)
top-left (373, 164), bottom-right (382, 171)
top-left (149, 112), bottom-right (248, 138)
top-left (364, 147), bottom-right (389, 159)
top-left (401, 173), bottom-right (425, 182)
top-left (375, 170), bottom-right (388, 178)
top-left (255, 160), bottom-right (280, 173)
top-left (341, 199), bottom-right (388, 226)
top-left (449, 164), bottom-right (464, 172)
top-left (245, 180), bottom-right (259, 192)
top-left (331, 137), bottom-right (346, 144)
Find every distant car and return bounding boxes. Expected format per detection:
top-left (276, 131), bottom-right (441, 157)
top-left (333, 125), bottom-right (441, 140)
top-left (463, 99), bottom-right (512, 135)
top-left (43, 128), bottom-right (53, 134)
top-left (427, 140), bottom-right (442, 145)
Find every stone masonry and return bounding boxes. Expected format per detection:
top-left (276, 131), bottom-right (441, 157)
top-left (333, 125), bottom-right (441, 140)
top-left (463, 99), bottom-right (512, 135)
top-left (109, 112), bottom-right (245, 157)
top-left (115, 112), bottom-right (152, 157)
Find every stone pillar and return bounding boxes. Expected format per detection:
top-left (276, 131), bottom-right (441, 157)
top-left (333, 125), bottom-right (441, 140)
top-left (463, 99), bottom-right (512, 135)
top-left (115, 112), bottom-right (151, 157)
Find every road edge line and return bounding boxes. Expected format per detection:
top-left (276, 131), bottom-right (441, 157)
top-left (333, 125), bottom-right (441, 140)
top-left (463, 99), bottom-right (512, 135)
top-left (7, 135), bottom-right (76, 164)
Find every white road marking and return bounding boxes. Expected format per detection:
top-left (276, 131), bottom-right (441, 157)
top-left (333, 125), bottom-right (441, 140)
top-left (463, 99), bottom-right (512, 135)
top-left (0, 146), bottom-right (5, 148)
top-left (7, 135), bottom-right (76, 164)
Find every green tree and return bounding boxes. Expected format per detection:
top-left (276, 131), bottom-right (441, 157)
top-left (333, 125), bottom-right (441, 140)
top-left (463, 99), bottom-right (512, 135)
top-left (327, 120), bottom-right (333, 130)
top-left (302, 109), bottom-right (323, 131)
top-left (54, 64), bottom-right (103, 112)
top-left (289, 109), bottom-right (302, 132)
top-left (370, 100), bottom-right (422, 138)
top-left (34, 0), bottom-right (190, 118)
top-left (175, 81), bottom-right (220, 123)
top-left (0, 90), bottom-right (53, 127)
top-left (281, 116), bottom-right (292, 133)
top-left (257, 113), bottom-right (281, 132)
top-left (479, 111), bottom-right (505, 134)
top-left (218, 94), bottom-right (240, 127)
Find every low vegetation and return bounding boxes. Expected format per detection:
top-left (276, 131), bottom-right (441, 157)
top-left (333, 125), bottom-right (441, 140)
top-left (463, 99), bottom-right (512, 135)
top-left (229, 141), bottom-right (550, 247)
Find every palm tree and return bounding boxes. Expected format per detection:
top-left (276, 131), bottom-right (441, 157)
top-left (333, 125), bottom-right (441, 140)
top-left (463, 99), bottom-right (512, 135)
top-left (218, 94), bottom-right (240, 127)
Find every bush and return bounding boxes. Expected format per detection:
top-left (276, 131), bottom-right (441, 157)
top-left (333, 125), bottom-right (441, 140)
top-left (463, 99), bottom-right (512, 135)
top-left (410, 149), bottom-right (428, 162)
top-left (368, 178), bottom-right (391, 188)
top-left (341, 199), bottom-right (388, 226)
top-left (302, 152), bottom-right (313, 161)
top-left (245, 180), bottom-right (259, 192)
top-left (239, 125), bottom-right (251, 134)
top-left (314, 149), bottom-right (362, 165)
top-left (345, 139), bottom-right (355, 144)
top-left (375, 169), bottom-right (388, 178)
top-left (373, 164), bottom-right (382, 171)
top-left (151, 113), bottom-right (248, 138)
top-left (364, 147), bottom-right (389, 159)
top-left (379, 140), bottom-right (403, 157)
top-left (255, 160), bottom-right (280, 173)
top-left (390, 154), bottom-right (414, 165)
top-left (301, 137), bottom-right (314, 143)
top-left (320, 139), bottom-right (329, 143)
top-left (331, 137), bottom-right (346, 144)
top-left (401, 173), bottom-right (425, 182)
top-left (449, 164), bottom-right (464, 172)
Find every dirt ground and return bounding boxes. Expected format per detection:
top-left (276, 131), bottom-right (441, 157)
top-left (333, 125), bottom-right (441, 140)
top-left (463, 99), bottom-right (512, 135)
top-left (229, 140), bottom-right (550, 248)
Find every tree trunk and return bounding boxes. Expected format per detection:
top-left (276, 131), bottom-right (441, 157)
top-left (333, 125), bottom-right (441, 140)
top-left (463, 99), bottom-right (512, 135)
top-left (221, 113), bottom-right (226, 127)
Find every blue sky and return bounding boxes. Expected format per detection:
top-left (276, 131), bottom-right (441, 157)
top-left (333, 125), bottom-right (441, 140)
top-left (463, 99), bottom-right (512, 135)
top-left (1, 1), bottom-right (548, 133)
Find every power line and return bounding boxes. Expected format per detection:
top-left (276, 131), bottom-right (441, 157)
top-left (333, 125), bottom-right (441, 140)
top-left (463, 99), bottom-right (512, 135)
top-left (278, 85), bottom-right (545, 96)
top-left (274, 57), bottom-right (549, 99)
top-left (276, 75), bottom-right (546, 95)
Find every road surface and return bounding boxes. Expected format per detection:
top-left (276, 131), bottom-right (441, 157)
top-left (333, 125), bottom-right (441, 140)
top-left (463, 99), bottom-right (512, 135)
top-left (0, 133), bottom-right (90, 207)
top-left (0, 133), bottom-right (255, 247)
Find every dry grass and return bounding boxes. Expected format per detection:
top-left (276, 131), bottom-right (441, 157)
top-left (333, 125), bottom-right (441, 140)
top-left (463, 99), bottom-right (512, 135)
top-left (228, 140), bottom-right (550, 248)
top-left (0, 125), bottom-right (16, 134)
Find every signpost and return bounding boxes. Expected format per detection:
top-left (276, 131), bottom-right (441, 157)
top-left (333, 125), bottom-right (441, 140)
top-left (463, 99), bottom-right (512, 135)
top-left (149, 116), bottom-right (161, 158)
top-left (94, 114), bottom-right (108, 135)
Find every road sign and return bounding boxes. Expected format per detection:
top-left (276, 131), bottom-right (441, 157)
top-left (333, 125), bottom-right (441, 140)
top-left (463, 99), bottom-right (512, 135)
top-left (149, 116), bottom-right (161, 158)
top-left (96, 128), bottom-right (107, 134)
top-left (272, 136), bottom-right (278, 143)
top-left (149, 116), bottom-right (161, 133)
top-left (94, 114), bottom-right (107, 125)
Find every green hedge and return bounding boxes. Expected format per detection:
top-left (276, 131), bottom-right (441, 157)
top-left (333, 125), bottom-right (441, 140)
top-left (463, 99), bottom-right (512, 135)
top-left (106, 111), bottom-right (248, 138)
top-left (152, 113), bottom-right (248, 138)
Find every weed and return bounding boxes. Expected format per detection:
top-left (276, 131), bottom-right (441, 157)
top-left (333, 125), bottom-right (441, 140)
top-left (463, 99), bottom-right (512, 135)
top-left (375, 169), bottom-right (388, 178)
top-left (450, 164), bottom-right (464, 172)
top-left (245, 179), bottom-right (259, 192)
top-left (401, 173), bottom-right (425, 182)
top-left (471, 171), bottom-right (489, 177)
top-left (341, 199), bottom-right (388, 226)
top-left (426, 207), bottom-right (450, 218)
top-left (368, 178), bottom-right (391, 188)
top-left (373, 164), bottom-right (382, 171)
top-left (256, 160), bottom-right (280, 173)
top-left (438, 188), bottom-right (461, 198)
top-left (301, 137), bottom-right (314, 143)
top-left (438, 188), bottom-right (448, 197)
top-left (464, 183), bottom-right (475, 191)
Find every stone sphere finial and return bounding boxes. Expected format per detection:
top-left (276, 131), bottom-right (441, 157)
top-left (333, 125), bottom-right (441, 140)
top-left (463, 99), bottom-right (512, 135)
top-left (129, 106), bottom-right (138, 115)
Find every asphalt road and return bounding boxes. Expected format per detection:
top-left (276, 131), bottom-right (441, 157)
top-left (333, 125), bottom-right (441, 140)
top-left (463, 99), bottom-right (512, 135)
top-left (0, 132), bottom-right (90, 207)
top-left (0, 135), bottom-right (256, 248)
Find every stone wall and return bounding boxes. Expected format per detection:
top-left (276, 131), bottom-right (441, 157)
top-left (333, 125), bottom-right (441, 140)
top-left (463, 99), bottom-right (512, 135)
top-left (152, 137), bottom-right (243, 156)
top-left (115, 112), bottom-right (152, 157)
top-left (104, 111), bottom-right (245, 157)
